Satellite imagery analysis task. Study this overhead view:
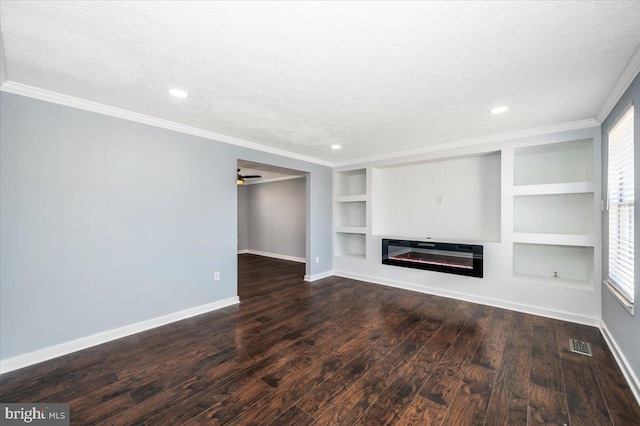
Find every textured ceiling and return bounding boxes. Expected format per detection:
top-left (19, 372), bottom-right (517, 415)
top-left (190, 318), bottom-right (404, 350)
top-left (1, 1), bottom-right (640, 164)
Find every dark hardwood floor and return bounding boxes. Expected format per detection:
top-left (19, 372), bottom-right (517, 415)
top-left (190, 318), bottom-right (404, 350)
top-left (1, 254), bottom-right (639, 425)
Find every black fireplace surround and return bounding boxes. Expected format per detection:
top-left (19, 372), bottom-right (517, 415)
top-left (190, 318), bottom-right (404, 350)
top-left (382, 239), bottom-right (483, 278)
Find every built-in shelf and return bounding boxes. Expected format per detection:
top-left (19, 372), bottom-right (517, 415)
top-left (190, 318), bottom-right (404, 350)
top-left (335, 226), bottom-right (367, 234)
top-left (335, 201), bottom-right (366, 228)
top-left (336, 169), bottom-right (366, 197)
top-left (335, 169), bottom-right (368, 258)
top-left (514, 139), bottom-right (594, 186)
top-left (514, 193), bottom-right (593, 235)
top-left (335, 252), bottom-right (367, 261)
top-left (513, 243), bottom-right (593, 288)
top-left (335, 233), bottom-right (366, 259)
top-left (513, 181), bottom-right (594, 196)
top-left (513, 274), bottom-right (594, 290)
top-left (335, 194), bottom-right (367, 203)
top-left (512, 138), bottom-right (597, 288)
top-left (512, 233), bottom-right (594, 247)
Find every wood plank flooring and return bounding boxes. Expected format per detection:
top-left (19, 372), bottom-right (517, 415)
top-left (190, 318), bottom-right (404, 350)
top-left (1, 254), bottom-right (639, 425)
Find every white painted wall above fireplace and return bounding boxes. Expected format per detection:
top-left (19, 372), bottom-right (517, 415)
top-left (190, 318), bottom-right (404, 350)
top-left (372, 152), bottom-right (501, 242)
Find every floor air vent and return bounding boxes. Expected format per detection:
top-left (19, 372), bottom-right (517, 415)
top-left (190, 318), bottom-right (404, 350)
top-left (569, 339), bottom-right (593, 356)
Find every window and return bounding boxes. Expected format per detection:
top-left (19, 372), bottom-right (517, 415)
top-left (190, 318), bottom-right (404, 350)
top-left (607, 104), bottom-right (635, 305)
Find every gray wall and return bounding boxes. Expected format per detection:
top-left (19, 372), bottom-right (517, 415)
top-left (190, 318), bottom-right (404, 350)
top-left (0, 92), bottom-right (333, 361)
top-left (237, 185), bottom-right (248, 251)
top-left (246, 178), bottom-right (306, 259)
top-left (601, 72), bottom-right (640, 379)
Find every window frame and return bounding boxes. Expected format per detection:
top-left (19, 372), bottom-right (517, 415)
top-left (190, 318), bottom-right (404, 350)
top-left (605, 102), bottom-right (635, 314)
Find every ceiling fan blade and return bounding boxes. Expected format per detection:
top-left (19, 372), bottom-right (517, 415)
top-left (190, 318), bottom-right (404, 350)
top-left (241, 175), bottom-right (262, 179)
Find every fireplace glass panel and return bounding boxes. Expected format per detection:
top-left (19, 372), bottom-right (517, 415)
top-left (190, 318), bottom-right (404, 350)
top-left (382, 239), bottom-right (483, 278)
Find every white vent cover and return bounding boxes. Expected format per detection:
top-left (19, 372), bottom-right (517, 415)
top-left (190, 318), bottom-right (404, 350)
top-left (569, 339), bottom-right (593, 356)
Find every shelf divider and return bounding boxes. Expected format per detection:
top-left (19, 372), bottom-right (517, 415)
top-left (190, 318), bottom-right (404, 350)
top-left (512, 232), bottom-right (595, 247)
top-left (513, 181), bottom-right (594, 195)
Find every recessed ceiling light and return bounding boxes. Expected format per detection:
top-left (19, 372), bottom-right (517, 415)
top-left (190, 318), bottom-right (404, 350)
top-left (169, 88), bottom-right (189, 98)
top-left (331, 144), bottom-right (342, 150)
top-left (490, 106), bottom-right (509, 114)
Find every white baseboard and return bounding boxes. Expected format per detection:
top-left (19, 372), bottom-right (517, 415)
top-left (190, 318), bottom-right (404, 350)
top-left (0, 296), bottom-right (239, 375)
top-left (600, 321), bottom-right (640, 406)
top-left (246, 250), bottom-right (305, 263)
top-left (237, 249), bottom-right (249, 254)
top-left (333, 270), bottom-right (600, 327)
top-left (304, 270), bottom-right (334, 282)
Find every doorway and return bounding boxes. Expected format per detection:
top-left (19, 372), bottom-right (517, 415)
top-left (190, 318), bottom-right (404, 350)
top-left (237, 160), bottom-right (308, 292)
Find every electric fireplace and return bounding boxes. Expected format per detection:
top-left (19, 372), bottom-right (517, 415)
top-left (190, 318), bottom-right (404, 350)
top-left (382, 239), bottom-right (483, 278)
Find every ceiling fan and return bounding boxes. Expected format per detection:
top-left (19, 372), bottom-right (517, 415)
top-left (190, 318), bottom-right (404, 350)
top-left (237, 169), bottom-right (262, 185)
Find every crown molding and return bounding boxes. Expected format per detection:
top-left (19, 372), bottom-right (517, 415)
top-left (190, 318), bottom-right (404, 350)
top-left (0, 81), bottom-right (333, 167)
top-left (0, 80), bottom-right (605, 170)
top-left (334, 118), bottom-right (600, 167)
top-left (596, 43), bottom-right (640, 123)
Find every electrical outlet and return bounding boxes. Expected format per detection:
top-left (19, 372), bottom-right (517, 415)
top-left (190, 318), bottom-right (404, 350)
top-left (316, 256), bottom-right (320, 264)
top-left (214, 271), bottom-right (220, 281)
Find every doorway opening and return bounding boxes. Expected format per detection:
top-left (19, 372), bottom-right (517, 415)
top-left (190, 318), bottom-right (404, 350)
top-left (237, 160), bottom-right (308, 294)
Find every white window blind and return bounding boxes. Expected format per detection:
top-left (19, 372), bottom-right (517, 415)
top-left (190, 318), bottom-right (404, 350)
top-left (607, 104), bottom-right (635, 303)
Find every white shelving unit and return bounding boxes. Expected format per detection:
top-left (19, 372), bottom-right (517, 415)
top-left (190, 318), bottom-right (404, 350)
top-left (335, 201), bottom-right (366, 228)
top-left (334, 169), bottom-right (367, 259)
top-left (335, 233), bottom-right (367, 258)
top-left (335, 169), bottom-right (366, 197)
top-left (513, 243), bottom-right (594, 288)
top-left (512, 233), bottom-right (594, 247)
top-left (514, 139), bottom-right (594, 186)
top-left (512, 181), bottom-right (594, 196)
top-left (513, 193), bottom-right (594, 235)
top-left (512, 138), bottom-right (596, 288)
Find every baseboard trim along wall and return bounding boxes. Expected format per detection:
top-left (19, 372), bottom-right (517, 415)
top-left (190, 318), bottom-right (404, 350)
top-left (333, 270), bottom-right (601, 327)
top-left (245, 250), bottom-right (305, 263)
top-left (0, 296), bottom-right (240, 375)
top-left (304, 270), bottom-right (334, 282)
top-left (600, 321), bottom-right (640, 406)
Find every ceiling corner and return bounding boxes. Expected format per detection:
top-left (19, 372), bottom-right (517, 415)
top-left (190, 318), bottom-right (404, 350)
top-left (596, 42), bottom-right (640, 123)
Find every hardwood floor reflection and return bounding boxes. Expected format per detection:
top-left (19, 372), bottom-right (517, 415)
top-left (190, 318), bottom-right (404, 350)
top-left (1, 254), bottom-right (638, 425)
